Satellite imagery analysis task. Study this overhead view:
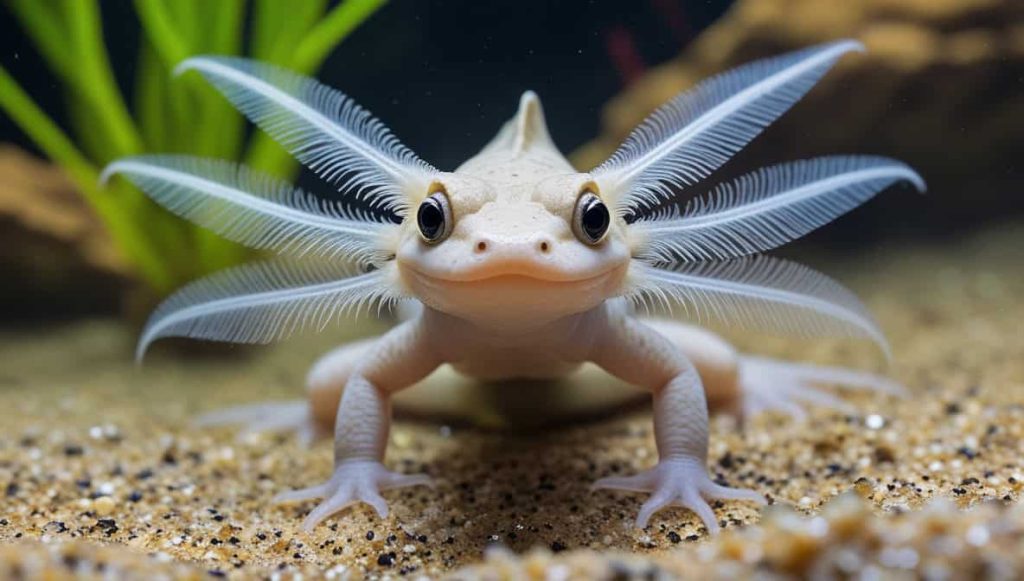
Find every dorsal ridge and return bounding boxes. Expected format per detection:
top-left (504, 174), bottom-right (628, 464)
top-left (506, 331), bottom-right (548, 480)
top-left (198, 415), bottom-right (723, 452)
top-left (512, 91), bottom-right (554, 154)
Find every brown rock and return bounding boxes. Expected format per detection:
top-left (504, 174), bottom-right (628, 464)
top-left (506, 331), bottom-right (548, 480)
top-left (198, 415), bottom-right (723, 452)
top-left (573, 0), bottom-right (1024, 243)
top-left (0, 144), bottom-right (128, 319)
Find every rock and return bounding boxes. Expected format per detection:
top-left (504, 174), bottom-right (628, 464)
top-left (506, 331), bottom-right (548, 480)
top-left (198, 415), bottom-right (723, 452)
top-left (0, 145), bottom-right (128, 319)
top-left (572, 0), bottom-right (1024, 243)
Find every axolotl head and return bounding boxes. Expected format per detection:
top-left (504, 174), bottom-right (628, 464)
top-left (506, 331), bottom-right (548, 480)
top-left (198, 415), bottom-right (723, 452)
top-left (110, 43), bottom-right (911, 359)
top-left (395, 93), bottom-right (633, 325)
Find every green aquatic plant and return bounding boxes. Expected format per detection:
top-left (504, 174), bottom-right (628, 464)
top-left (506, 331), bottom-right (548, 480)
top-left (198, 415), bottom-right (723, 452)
top-left (0, 0), bottom-right (384, 293)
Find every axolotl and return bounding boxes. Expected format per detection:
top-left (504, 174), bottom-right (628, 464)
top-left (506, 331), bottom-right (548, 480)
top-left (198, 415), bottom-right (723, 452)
top-left (103, 39), bottom-right (923, 534)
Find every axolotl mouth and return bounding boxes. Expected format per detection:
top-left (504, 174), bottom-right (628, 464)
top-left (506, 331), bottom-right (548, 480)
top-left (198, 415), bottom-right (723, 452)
top-left (397, 261), bottom-right (631, 322)
top-left (399, 254), bottom-right (628, 284)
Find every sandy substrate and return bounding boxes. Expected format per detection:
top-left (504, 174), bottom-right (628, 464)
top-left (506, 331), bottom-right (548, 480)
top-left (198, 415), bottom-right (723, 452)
top-left (0, 223), bottom-right (1021, 579)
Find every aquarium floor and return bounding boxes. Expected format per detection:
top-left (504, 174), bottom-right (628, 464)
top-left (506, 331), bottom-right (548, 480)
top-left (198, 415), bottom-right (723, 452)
top-left (0, 222), bottom-right (1022, 579)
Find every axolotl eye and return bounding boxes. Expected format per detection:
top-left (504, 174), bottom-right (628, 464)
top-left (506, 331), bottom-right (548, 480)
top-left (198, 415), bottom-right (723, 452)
top-left (416, 190), bottom-right (453, 244)
top-left (572, 190), bottom-right (610, 245)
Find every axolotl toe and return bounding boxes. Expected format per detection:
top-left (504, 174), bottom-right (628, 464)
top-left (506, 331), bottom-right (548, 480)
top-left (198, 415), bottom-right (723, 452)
top-left (104, 39), bottom-right (923, 533)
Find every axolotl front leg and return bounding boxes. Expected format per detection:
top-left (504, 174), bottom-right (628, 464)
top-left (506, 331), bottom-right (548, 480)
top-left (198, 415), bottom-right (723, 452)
top-left (588, 311), bottom-right (765, 532)
top-left (275, 318), bottom-right (440, 531)
top-left (203, 314), bottom-right (897, 530)
top-left (273, 309), bottom-right (762, 532)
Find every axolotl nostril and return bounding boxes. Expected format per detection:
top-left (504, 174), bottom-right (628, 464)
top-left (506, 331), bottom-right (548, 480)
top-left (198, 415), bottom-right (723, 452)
top-left (103, 39), bottom-right (922, 534)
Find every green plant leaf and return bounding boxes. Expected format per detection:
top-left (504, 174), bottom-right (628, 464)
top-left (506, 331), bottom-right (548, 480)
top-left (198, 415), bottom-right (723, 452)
top-left (0, 65), bottom-right (171, 290)
top-left (2, 0), bottom-right (384, 297)
top-left (133, 0), bottom-right (191, 67)
top-left (64, 0), bottom-right (145, 158)
top-left (251, 0), bottom-right (327, 65)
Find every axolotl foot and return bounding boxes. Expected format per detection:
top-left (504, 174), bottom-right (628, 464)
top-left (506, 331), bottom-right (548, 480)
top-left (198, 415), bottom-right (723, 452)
top-left (274, 460), bottom-right (433, 531)
top-left (193, 400), bottom-right (325, 446)
top-left (739, 356), bottom-right (906, 421)
top-left (593, 456), bottom-right (765, 534)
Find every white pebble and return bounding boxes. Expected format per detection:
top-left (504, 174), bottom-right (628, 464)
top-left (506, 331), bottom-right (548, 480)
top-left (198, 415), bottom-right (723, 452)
top-left (966, 524), bottom-right (990, 546)
top-left (807, 516), bottom-right (829, 537)
top-left (879, 546), bottom-right (919, 569)
top-left (547, 565), bottom-right (571, 581)
top-left (94, 495), bottom-right (115, 516)
top-left (324, 564), bottom-right (349, 579)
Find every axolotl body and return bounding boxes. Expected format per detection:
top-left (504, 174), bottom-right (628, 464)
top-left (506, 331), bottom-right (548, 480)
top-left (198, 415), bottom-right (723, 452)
top-left (104, 39), bottom-right (923, 533)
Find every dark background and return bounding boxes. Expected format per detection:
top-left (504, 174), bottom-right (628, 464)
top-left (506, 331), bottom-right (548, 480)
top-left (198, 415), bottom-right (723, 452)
top-left (0, 0), bottom-right (732, 170)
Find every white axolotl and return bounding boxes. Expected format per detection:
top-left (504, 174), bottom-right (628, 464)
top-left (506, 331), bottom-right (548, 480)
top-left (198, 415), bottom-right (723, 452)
top-left (104, 39), bottom-right (923, 534)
